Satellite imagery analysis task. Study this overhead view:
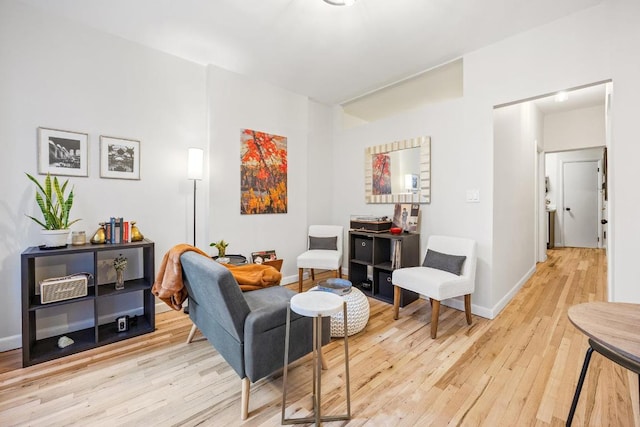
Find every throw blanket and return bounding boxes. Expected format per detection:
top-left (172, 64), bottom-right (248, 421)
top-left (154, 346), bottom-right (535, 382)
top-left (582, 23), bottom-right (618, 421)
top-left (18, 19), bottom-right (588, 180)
top-left (152, 244), bottom-right (209, 311)
top-left (152, 244), bottom-right (283, 310)
top-left (223, 263), bottom-right (282, 291)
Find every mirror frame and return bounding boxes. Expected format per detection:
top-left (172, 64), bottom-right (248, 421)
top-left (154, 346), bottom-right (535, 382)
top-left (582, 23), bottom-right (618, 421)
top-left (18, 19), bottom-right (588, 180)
top-left (365, 136), bottom-right (431, 204)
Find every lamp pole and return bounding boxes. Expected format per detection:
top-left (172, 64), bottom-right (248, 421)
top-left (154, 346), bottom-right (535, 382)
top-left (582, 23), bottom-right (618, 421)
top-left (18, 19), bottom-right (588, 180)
top-left (192, 179), bottom-right (197, 246)
top-left (187, 148), bottom-right (204, 247)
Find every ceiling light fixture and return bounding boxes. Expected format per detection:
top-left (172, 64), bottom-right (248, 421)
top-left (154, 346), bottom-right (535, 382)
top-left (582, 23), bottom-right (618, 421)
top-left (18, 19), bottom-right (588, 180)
top-left (554, 91), bottom-right (569, 102)
top-left (323, 0), bottom-right (356, 6)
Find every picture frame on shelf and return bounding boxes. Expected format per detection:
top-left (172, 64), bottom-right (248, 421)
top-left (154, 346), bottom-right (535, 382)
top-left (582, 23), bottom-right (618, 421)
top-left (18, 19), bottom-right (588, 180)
top-left (251, 249), bottom-right (277, 264)
top-left (392, 203), bottom-right (420, 233)
top-left (100, 136), bottom-right (140, 180)
top-left (38, 127), bottom-right (89, 177)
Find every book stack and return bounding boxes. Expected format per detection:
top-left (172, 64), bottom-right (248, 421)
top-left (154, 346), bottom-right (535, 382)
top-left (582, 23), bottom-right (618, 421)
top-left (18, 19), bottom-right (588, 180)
top-left (316, 278), bottom-right (352, 296)
top-left (104, 217), bottom-right (132, 244)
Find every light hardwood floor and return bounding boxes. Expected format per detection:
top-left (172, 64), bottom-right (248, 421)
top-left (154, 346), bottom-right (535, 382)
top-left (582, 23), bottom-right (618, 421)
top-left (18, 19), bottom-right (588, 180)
top-left (1, 248), bottom-right (638, 426)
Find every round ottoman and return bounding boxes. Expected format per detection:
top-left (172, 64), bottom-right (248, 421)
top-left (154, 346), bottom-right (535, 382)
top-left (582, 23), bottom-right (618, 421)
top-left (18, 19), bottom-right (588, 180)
top-left (324, 287), bottom-right (370, 337)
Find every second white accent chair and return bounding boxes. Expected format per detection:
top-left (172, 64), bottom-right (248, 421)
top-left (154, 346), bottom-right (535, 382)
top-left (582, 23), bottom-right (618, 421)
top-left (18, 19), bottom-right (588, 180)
top-left (392, 235), bottom-right (477, 338)
top-left (296, 225), bottom-right (344, 293)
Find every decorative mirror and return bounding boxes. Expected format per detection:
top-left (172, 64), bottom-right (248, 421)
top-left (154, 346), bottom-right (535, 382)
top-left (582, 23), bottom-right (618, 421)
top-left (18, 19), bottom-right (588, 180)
top-left (365, 136), bottom-right (431, 204)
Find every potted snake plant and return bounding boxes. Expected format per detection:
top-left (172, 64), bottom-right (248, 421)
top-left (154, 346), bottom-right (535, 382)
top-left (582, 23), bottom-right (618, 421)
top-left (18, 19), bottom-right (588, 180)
top-left (26, 172), bottom-right (81, 247)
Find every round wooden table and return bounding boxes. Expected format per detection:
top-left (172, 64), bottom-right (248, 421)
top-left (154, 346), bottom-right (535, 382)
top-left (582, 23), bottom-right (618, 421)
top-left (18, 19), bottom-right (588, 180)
top-left (566, 302), bottom-right (640, 426)
top-left (568, 302), bottom-right (640, 364)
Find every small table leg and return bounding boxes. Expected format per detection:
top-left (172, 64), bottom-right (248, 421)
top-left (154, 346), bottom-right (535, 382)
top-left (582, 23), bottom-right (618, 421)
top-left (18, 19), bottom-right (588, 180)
top-left (282, 301), bottom-right (351, 425)
top-left (567, 346), bottom-right (594, 426)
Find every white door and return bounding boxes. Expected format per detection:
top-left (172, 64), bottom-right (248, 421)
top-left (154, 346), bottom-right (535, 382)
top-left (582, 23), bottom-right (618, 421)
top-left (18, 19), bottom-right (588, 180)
top-left (563, 161), bottom-right (599, 248)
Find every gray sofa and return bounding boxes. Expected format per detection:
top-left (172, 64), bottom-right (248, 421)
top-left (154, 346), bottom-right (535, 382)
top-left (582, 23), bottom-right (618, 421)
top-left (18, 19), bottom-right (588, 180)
top-left (180, 251), bottom-right (329, 420)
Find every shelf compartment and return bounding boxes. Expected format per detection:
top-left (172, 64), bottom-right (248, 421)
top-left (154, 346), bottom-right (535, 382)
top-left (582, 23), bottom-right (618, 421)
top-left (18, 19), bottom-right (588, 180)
top-left (97, 315), bottom-right (153, 345)
top-left (348, 231), bottom-right (420, 308)
top-left (348, 262), bottom-right (372, 296)
top-left (352, 236), bottom-right (373, 263)
top-left (97, 278), bottom-right (149, 297)
top-left (27, 327), bottom-right (96, 366)
top-left (29, 287), bottom-right (96, 311)
top-left (374, 261), bottom-right (393, 271)
top-left (376, 270), bottom-right (395, 300)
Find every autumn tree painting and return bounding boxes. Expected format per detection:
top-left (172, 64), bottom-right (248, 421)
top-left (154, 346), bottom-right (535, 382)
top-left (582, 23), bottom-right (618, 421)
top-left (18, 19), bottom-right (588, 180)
top-left (372, 153), bottom-right (392, 195)
top-left (240, 129), bottom-right (288, 214)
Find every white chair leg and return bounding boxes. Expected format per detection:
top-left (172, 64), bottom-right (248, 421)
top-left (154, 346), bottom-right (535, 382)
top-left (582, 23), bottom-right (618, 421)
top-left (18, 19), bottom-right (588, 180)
top-left (186, 324), bottom-right (197, 344)
top-left (241, 377), bottom-right (250, 420)
top-left (298, 268), bottom-right (304, 293)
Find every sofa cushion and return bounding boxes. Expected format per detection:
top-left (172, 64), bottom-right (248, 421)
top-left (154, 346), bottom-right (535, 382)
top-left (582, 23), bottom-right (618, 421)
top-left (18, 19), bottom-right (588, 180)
top-left (309, 235), bottom-right (338, 250)
top-left (422, 249), bottom-right (466, 276)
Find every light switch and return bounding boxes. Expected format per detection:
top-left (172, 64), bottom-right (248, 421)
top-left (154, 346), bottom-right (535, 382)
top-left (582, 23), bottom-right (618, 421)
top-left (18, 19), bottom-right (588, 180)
top-left (466, 190), bottom-right (480, 203)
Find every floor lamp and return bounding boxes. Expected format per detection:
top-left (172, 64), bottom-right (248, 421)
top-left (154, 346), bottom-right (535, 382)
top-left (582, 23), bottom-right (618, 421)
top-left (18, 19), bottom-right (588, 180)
top-left (187, 148), bottom-right (204, 246)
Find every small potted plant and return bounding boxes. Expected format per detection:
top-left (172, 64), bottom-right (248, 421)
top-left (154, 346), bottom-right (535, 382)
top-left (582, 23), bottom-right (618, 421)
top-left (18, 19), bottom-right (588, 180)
top-left (210, 239), bottom-right (230, 264)
top-left (25, 172), bottom-right (81, 247)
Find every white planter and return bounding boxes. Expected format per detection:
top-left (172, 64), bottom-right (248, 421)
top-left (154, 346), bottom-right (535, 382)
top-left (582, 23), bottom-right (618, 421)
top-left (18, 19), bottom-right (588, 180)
top-left (41, 229), bottom-right (70, 248)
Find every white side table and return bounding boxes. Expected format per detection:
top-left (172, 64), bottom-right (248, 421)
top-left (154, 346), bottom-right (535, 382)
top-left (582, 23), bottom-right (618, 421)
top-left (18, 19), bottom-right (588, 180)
top-left (281, 292), bottom-right (351, 425)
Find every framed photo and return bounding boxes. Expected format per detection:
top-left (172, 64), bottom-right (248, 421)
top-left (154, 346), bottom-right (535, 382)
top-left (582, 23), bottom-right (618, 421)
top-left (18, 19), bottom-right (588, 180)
top-left (392, 203), bottom-right (420, 232)
top-left (251, 250), bottom-right (277, 264)
top-left (38, 127), bottom-right (88, 177)
top-left (100, 136), bottom-right (140, 180)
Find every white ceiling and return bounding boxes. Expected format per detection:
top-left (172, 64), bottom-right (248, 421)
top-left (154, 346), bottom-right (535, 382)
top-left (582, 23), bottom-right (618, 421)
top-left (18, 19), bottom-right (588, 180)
top-left (19, 0), bottom-right (602, 105)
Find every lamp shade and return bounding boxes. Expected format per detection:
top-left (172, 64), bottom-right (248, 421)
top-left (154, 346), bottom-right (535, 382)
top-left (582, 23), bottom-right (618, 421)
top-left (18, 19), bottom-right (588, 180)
top-left (187, 148), bottom-right (204, 180)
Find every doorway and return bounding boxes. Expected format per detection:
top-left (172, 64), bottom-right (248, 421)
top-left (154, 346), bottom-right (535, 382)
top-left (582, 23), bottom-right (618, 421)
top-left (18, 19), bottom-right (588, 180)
top-left (563, 160), bottom-right (599, 248)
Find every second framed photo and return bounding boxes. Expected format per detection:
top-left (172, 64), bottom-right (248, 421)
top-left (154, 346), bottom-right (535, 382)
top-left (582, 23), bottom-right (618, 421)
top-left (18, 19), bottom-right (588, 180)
top-left (100, 136), bottom-right (140, 180)
top-left (38, 127), bottom-right (89, 177)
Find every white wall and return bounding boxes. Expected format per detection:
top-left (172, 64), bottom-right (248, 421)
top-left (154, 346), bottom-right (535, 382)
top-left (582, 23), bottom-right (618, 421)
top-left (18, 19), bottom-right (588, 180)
top-left (333, 98), bottom-right (495, 315)
top-left (0, 1), bottom-right (207, 351)
top-left (333, 1), bottom-right (625, 318)
top-left (206, 65), bottom-right (332, 283)
top-left (607, 0), bottom-right (640, 303)
top-left (544, 105), bottom-right (606, 152)
top-left (493, 102), bottom-right (541, 314)
top-left (307, 101), bottom-right (335, 227)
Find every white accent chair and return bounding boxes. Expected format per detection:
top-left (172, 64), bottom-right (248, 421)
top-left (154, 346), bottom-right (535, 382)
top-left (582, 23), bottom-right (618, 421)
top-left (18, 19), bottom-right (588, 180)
top-left (296, 225), bottom-right (344, 293)
top-left (391, 235), bottom-right (477, 338)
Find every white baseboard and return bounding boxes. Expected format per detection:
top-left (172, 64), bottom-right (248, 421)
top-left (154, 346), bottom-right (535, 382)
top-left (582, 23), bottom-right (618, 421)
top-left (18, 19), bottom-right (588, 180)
top-left (396, 265), bottom-right (536, 321)
top-left (2, 266), bottom-right (535, 354)
top-left (487, 265), bottom-right (536, 319)
top-left (0, 334), bottom-right (21, 352)
top-left (439, 296), bottom-right (494, 320)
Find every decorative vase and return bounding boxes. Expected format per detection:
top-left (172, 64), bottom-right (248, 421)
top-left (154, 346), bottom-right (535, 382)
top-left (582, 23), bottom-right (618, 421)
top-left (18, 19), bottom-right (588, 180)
top-left (130, 221), bottom-right (144, 242)
top-left (41, 229), bottom-right (70, 248)
top-left (115, 269), bottom-right (125, 290)
top-left (90, 223), bottom-right (106, 244)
